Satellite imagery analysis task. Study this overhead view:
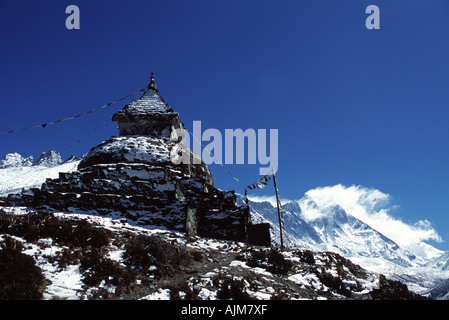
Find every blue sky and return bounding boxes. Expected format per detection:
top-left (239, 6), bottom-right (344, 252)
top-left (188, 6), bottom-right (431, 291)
top-left (1, 1), bottom-right (449, 250)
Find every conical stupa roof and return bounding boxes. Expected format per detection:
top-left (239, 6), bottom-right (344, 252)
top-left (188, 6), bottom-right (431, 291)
top-left (124, 73), bottom-right (175, 114)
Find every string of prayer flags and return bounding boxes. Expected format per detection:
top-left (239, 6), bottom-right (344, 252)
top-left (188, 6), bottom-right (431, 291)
top-left (69, 119), bottom-right (109, 149)
top-left (0, 88), bottom-right (146, 135)
top-left (244, 173), bottom-right (272, 193)
top-left (243, 173), bottom-right (273, 206)
top-left (244, 169), bottom-right (285, 249)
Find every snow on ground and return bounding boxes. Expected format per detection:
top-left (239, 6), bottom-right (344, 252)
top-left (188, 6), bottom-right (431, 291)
top-left (0, 207), bottom-right (177, 300)
top-left (2, 230), bottom-right (84, 300)
top-left (350, 256), bottom-right (449, 294)
top-left (2, 158), bottom-right (448, 299)
top-left (141, 289), bottom-right (171, 300)
top-left (0, 161), bottom-right (80, 196)
top-left (0, 206), bottom-right (435, 300)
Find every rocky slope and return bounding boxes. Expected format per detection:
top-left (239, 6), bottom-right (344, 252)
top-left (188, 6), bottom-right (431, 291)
top-left (0, 73), bottom-right (444, 300)
top-left (245, 196), bottom-right (449, 298)
top-left (0, 151), bottom-right (81, 197)
top-left (0, 207), bottom-right (428, 300)
top-left (0, 151), bottom-right (447, 299)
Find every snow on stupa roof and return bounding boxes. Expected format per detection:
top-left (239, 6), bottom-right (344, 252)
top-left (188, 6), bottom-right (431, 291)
top-left (124, 73), bottom-right (174, 114)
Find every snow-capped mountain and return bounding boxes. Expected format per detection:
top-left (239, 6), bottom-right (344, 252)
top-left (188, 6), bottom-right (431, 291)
top-left (1, 150), bottom-right (449, 299)
top-left (243, 194), bottom-right (449, 297)
top-left (0, 152), bottom-right (35, 168)
top-left (35, 150), bottom-right (64, 167)
top-left (425, 251), bottom-right (449, 271)
top-left (0, 150), bottom-right (68, 169)
top-left (250, 196), bottom-right (418, 266)
top-left (0, 151), bottom-right (81, 196)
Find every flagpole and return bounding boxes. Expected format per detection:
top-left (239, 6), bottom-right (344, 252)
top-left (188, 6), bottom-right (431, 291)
top-left (272, 169), bottom-right (285, 250)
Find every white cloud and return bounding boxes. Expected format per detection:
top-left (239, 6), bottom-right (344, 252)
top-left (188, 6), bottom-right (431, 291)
top-left (300, 184), bottom-right (443, 260)
top-left (247, 195), bottom-right (292, 208)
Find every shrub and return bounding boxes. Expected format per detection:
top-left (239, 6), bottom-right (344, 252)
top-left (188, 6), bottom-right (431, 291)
top-left (0, 245), bottom-right (46, 299)
top-left (266, 248), bottom-right (293, 275)
top-left (237, 248), bottom-right (292, 275)
top-left (296, 250), bottom-right (315, 264)
top-left (123, 234), bottom-right (192, 277)
top-left (54, 248), bottom-right (82, 270)
top-left (369, 274), bottom-right (430, 300)
top-left (0, 211), bottom-right (110, 249)
top-left (317, 272), bottom-right (351, 297)
top-left (80, 248), bottom-right (135, 290)
top-left (166, 282), bottom-right (200, 300)
top-left (1, 235), bottom-right (24, 251)
top-left (213, 274), bottom-right (252, 300)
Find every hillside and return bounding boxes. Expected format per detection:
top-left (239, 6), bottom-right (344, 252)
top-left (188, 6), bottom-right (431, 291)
top-left (0, 150), bottom-right (447, 300)
top-left (0, 206), bottom-right (427, 300)
top-left (246, 196), bottom-right (449, 298)
top-left (0, 151), bottom-right (81, 197)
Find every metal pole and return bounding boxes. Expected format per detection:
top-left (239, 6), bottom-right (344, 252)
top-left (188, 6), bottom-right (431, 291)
top-left (272, 171), bottom-right (284, 250)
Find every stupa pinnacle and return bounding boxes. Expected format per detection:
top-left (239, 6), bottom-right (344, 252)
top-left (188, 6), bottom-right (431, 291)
top-left (112, 72), bottom-right (180, 137)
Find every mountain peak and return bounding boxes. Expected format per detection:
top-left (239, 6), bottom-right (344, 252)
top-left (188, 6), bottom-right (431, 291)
top-left (36, 150), bottom-right (63, 167)
top-left (0, 152), bottom-right (34, 168)
top-left (0, 150), bottom-right (64, 168)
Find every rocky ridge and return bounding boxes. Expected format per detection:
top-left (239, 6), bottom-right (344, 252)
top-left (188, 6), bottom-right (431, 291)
top-left (0, 207), bottom-right (428, 300)
top-left (0, 150), bottom-right (69, 169)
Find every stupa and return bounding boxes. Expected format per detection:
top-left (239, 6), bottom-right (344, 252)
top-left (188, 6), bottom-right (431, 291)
top-left (7, 73), bottom-right (271, 246)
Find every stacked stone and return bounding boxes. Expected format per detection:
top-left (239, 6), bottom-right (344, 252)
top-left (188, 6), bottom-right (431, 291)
top-left (7, 73), bottom-right (271, 246)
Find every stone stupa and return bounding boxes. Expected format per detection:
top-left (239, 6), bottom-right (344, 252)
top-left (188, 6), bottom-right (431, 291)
top-left (7, 73), bottom-right (271, 246)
